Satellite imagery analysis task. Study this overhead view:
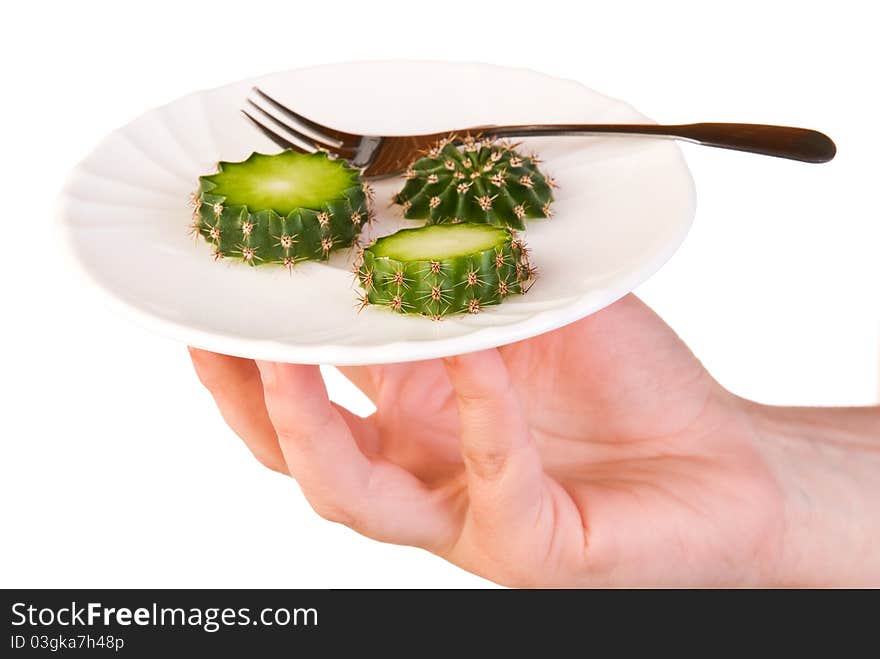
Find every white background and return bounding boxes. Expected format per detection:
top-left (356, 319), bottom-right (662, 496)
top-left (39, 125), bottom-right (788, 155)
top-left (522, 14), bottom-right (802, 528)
top-left (1, 0), bottom-right (877, 588)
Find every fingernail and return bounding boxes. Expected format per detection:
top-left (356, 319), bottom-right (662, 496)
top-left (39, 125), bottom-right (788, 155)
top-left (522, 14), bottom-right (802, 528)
top-left (444, 350), bottom-right (482, 366)
top-left (255, 360), bottom-right (278, 387)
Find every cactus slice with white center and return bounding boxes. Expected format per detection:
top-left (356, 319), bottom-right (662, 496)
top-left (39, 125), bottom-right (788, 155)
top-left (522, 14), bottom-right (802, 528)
top-left (355, 223), bottom-right (534, 318)
top-left (192, 150), bottom-right (371, 267)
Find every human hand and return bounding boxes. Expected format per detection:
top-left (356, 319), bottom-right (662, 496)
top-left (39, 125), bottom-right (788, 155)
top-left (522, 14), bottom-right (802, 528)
top-left (189, 294), bottom-right (880, 586)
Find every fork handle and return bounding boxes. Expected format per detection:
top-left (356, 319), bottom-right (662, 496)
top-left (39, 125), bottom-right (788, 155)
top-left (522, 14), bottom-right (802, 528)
top-left (481, 123), bottom-right (836, 163)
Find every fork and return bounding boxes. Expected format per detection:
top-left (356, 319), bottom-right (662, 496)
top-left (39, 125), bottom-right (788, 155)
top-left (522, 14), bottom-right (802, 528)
top-left (242, 87), bottom-right (836, 179)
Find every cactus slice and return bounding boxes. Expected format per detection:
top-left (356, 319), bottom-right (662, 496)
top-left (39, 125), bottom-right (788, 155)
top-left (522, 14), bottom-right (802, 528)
top-left (192, 150), bottom-right (370, 267)
top-left (392, 136), bottom-right (555, 230)
top-left (355, 223), bottom-right (534, 318)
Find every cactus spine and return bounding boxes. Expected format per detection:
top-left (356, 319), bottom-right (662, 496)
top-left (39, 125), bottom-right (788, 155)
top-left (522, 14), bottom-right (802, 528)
top-left (392, 136), bottom-right (556, 230)
top-left (355, 223), bottom-right (534, 318)
top-left (191, 150), bottom-right (371, 267)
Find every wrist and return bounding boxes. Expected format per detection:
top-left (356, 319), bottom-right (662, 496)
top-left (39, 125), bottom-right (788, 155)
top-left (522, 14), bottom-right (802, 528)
top-left (744, 401), bottom-right (880, 586)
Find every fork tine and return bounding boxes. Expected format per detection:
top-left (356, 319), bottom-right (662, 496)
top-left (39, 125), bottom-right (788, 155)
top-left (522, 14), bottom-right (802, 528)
top-left (240, 109), bottom-right (312, 154)
top-left (243, 101), bottom-right (323, 153)
top-left (252, 87), bottom-right (362, 147)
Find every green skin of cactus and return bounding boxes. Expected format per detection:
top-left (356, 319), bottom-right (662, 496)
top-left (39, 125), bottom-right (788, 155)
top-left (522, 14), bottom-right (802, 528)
top-left (194, 151), bottom-right (368, 266)
top-left (392, 141), bottom-right (554, 230)
top-left (357, 224), bottom-right (532, 317)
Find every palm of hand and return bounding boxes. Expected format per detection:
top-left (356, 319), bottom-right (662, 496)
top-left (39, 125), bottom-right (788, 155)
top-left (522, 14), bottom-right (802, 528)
top-left (336, 296), bottom-right (783, 586)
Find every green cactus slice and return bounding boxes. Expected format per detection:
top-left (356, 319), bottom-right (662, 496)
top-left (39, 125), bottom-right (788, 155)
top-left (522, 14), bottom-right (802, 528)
top-left (356, 223), bottom-right (534, 318)
top-left (392, 137), bottom-right (556, 230)
top-left (191, 150), bottom-right (371, 267)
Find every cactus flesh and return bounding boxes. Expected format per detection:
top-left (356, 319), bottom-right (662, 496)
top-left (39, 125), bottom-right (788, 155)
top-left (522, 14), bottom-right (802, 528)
top-left (392, 136), bottom-right (555, 230)
top-left (191, 150), bottom-right (370, 267)
top-left (356, 223), bottom-right (534, 318)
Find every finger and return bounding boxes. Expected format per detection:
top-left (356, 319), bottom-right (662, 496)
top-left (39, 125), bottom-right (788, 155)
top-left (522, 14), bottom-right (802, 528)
top-left (188, 348), bottom-right (287, 474)
top-left (443, 349), bottom-right (545, 535)
top-left (256, 361), bottom-right (453, 549)
top-left (336, 365), bottom-right (381, 403)
top-left (332, 403), bottom-right (380, 455)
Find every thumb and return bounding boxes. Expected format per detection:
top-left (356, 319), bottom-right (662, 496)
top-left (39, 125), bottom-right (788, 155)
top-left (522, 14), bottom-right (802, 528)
top-left (443, 349), bottom-right (544, 535)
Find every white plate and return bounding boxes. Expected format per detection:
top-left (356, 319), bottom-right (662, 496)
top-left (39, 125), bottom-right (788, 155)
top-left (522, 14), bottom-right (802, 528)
top-left (58, 61), bottom-right (695, 365)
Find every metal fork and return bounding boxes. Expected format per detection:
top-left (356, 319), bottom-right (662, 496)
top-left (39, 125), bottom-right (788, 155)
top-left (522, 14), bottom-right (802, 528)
top-left (242, 87), bottom-right (836, 179)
